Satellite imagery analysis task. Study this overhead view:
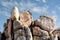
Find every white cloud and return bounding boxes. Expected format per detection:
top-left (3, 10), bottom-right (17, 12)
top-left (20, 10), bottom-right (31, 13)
top-left (42, 0), bottom-right (47, 3)
top-left (32, 7), bottom-right (41, 12)
top-left (27, 3), bottom-right (36, 8)
top-left (1, 1), bottom-right (13, 7)
top-left (19, 1), bottom-right (37, 11)
top-left (32, 5), bottom-right (48, 13)
top-left (0, 1), bottom-right (19, 17)
top-left (1, 1), bottom-right (19, 8)
top-left (36, 0), bottom-right (47, 3)
top-left (1, 0), bottom-right (48, 15)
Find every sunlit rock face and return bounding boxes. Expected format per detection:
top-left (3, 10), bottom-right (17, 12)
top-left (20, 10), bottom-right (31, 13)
top-left (11, 7), bottom-right (19, 20)
top-left (19, 11), bottom-right (32, 27)
top-left (34, 15), bottom-right (56, 32)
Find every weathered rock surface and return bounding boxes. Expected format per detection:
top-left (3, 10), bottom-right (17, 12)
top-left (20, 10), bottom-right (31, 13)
top-left (32, 26), bottom-right (49, 40)
top-left (34, 15), bottom-right (56, 32)
top-left (19, 11), bottom-right (32, 27)
top-left (14, 27), bottom-right (32, 40)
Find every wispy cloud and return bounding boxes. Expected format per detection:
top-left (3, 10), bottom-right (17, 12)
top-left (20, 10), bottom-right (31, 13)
top-left (36, 0), bottom-right (47, 3)
top-left (0, 1), bottom-right (19, 17)
top-left (1, 1), bottom-right (13, 7)
top-left (1, 0), bottom-right (48, 13)
top-left (32, 5), bottom-right (48, 14)
top-left (19, 1), bottom-right (37, 11)
top-left (0, 0), bottom-right (57, 18)
top-left (32, 7), bottom-right (41, 12)
top-left (0, 10), bottom-right (10, 17)
top-left (42, 0), bottom-right (47, 3)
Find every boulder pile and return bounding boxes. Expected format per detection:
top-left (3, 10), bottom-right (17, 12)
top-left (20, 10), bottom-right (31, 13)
top-left (1, 7), bottom-right (60, 40)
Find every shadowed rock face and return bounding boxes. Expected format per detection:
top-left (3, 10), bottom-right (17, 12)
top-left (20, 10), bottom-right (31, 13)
top-left (32, 26), bottom-right (49, 40)
top-left (1, 32), bottom-right (6, 40)
top-left (0, 32), bottom-right (1, 40)
top-left (51, 28), bottom-right (60, 40)
top-left (14, 27), bottom-right (32, 40)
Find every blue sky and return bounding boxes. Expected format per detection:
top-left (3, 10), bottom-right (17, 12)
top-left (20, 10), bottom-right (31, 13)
top-left (0, 0), bottom-right (60, 32)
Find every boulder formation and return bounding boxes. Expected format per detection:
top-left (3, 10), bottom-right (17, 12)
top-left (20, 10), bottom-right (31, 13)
top-left (1, 7), bottom-right (60, 40)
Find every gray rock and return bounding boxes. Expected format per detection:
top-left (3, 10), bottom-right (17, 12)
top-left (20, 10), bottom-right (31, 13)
top-left (14, 27), bottom-right (32, 40)
top-left (32, 26), bottom-right (49, 40)
top-left (34, 15), bottom-right (56, 32)
top-left (0, 32), bottom-right (1, 40)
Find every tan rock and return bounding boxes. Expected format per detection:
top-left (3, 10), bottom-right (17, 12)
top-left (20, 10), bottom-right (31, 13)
top-left (33, 36), bottom-right (40, 40)
top-left (19, 11), bottom-right (32, 27)
top-left (32, 26), bottom-right (49, 39)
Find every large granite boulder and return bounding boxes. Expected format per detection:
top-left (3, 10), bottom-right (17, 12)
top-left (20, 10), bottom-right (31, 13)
top-left (19, 11), bottom-right (32, 27)
top-left (34, 15), bottom-right (56, 32)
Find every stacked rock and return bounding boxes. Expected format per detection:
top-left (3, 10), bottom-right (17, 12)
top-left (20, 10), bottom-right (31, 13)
top-left (3, 7), bottom-right (32, 40)
top-left (2, 7), bottom-right (60, 40)
top-left (35, 15), bottom-right (56, 32)
top-left (31, 15), bottom-right (56, 40)
top-left (13, 10), bottom-right (32, 40)
top-left (32, 26), bottom-right (49, 40)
